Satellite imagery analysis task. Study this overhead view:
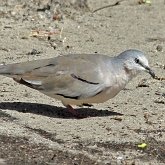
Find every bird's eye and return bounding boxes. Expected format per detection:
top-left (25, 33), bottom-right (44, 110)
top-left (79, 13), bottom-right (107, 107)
top-left (135, 58), bottom-right (139, 63)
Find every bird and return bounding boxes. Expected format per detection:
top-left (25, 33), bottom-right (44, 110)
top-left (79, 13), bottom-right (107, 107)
top-left (0, 49), bottom-right (155, 117)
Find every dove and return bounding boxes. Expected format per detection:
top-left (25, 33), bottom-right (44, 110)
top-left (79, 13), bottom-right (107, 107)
top-left (0, 49), bottom-right (155, 117)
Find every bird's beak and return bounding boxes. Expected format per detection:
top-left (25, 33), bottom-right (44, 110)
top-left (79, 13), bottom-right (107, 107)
top-left (138, 60), bottom-right (155, 78)
top-left (145, 66), bottom-right (155, 78)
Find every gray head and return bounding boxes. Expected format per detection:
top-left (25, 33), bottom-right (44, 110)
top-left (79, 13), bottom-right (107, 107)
top-left (115, 49), bottom-right (155, 78)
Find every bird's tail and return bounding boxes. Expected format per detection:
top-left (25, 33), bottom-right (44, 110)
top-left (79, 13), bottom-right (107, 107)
top-left (0, 63), bottom-right (10, 76)
top-left (0, 62), bottom-right (22, 77)
top-left (0, 57), bottom-right (54, 77)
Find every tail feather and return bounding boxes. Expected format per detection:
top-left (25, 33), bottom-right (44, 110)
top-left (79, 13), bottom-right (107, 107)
top-left (0, 58), bottom-right (53, 77)
top-left (0, 63), bottom-right (12, 76)
top-left (0, 62), bottom-right (30, 79)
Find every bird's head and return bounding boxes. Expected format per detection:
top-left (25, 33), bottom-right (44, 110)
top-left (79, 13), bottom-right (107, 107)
top-left (118, 49), bottom-right (155, 79)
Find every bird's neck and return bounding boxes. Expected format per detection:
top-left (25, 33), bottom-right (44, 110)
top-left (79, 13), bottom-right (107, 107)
top-left (123, 65), bottom-right (140, 81)
top-left (115, 68), bottom-right (130, 89)
top-left (111, 57), bottom-right (139, 83)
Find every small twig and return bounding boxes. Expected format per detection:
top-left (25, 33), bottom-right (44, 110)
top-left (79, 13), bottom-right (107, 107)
top-left (146, 37), bottom-right (165, 42)
top-left (93, 0), bottom-right (125, 13)
top-left (30, 29), bottom-right (59, 38)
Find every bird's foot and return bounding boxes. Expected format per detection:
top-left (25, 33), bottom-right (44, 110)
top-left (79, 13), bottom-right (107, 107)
top-left (66, 105), bottom-right (84, 119)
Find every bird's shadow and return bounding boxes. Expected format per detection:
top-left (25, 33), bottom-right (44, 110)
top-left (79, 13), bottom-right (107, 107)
top-left (0, 102), bottom-right (123, 119)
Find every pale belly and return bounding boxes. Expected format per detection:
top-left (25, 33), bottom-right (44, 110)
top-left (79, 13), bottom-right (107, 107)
top-left (42, 84), bottom-right (125, 106)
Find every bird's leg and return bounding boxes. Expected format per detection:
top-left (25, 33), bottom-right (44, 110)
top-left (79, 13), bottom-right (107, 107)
top-left (65, 104), bottom-right (86, 119)
top-left (62, 101), bottom-right (84, 118)
top-left (66, 105), bottom-right (82, 118)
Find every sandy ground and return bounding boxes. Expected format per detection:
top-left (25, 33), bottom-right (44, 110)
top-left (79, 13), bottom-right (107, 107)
top-left (0, 0), bottom-right (165, 164)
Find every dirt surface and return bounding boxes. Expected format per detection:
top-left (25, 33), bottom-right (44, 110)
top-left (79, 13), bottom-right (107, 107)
top-left (0, 0), bottom-right (165, 164)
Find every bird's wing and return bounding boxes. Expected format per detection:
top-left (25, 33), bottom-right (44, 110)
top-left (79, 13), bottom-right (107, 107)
top-left (1, 54), bottom-right (112, 100)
